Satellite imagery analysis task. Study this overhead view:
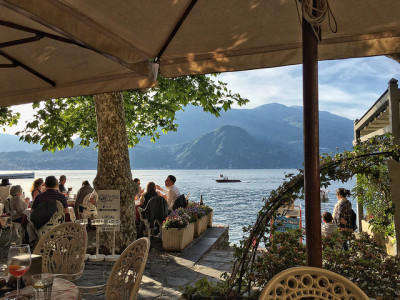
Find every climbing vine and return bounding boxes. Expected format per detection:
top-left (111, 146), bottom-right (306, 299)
top-left (225, 134), bottom-right (400, 296)
top-left (184, 134), bottom-right (400, 298)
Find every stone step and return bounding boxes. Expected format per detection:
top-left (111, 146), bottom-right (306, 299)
top-left (178, 225), bottom-right (229, 264)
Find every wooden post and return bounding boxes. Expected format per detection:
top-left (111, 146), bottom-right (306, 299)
top-left (388, 78), bottom-right (400, 255)
top-left (302, 9), bottom-right (322, 266)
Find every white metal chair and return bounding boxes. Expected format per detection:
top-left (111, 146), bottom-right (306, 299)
top-left (79, 237), bottom-right (150, 300)
top-left (33, 222), bottom-right (87, 282)
top-left (6, 210), bottom-right (23, 245)
top-left (259, 266), bottom-right (369, 300)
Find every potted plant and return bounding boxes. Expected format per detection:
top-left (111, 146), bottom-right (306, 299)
top-left (200, 204), bottom-right (213, 228)
top-left (162, 210), bottom-right (194, 251)
top-left (187, 202), bottom-right (207, 237)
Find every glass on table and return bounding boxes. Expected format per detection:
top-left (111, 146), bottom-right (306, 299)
top-left (32, 273), bottom-right (53, 300)
top-left (7, 244), bottom-right (31, 300)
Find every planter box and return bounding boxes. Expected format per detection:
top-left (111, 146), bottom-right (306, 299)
top-left (384, 235), bottom-right (396, 256)
top-left (207, 211), bottom-right (213, 228)
top-left (361, 220), bottom-right (396, 255)
top-left (162, 222), bottom-right (194, 251)
top-left (194, 217), bottom-right (208, 237)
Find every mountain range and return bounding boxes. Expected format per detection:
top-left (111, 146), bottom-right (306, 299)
top-left (0, 103), bottom-right (354, 169)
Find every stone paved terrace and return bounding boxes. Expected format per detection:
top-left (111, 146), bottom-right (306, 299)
top-left (0, 225), bottom-right (235, 299)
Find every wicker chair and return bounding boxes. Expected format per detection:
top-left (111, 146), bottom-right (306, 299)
top-left (259, 266), bottom-right (369, 300)
top-left (79, 237), bottom-right (150, 300)
top-left (33, 222), bottom-right (87, 282)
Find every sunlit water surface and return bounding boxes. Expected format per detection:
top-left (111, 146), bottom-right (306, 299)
top-left (1, 169), bottom-right (355, 245)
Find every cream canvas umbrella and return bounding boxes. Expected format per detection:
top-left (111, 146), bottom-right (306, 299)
top-left (1, 0), bottom-right (400, 266)
top-left (0, 2), bottom-right (158, 107)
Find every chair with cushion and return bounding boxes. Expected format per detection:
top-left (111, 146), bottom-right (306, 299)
top-left (33, 222), bottom-right (87, 282)
top-left (259, 266), bottom-right (369, 300)
top-left (36, 200), bottom-right (65, 241)
top-left (79, 237), bottom-right (150, 300)
top-left (141, 196), bottom-right (168, 237)
top-left (172, 194), bottom-right (187, 210)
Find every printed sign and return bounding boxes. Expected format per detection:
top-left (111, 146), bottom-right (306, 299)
top-left (97, 190), bottom-right (120, 232)
top-left (273, 216), bottom-right (301, 232)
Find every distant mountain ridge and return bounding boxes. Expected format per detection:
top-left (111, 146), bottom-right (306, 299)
top-left (0, 103), bottom-right (354, 169)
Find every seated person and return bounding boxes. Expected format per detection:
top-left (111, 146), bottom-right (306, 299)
top-left (74, 180), bottom-right (94, 219)
top-left (0, 217), bottom-right (6, 228)
top-left (142, 196), bottom-right (168, 229)
top-left (0, 178), bottom-right (11, 206)
top-left (156, 175), bottom-right (180, 212)
top-left (80, 190), bottom-right (98, 220)
top-left (30, 176), bottom-right (68, 230)
top-left (140, 182), bottom-right (159, 217)
top-left (134, 178), bottom-right (145, 200)
top-left (9, 185), bottom-right (28, 223)
top-left (321, 211), bottom-right (337, 237)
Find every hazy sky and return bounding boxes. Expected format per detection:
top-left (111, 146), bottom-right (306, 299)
top-left (5, 55), bottom-right (400, 134)
top-left (220, 56), bottom-right (400, 120)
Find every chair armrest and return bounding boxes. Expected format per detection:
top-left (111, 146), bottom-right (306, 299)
top-left (53, 268), bottom-right (84, 282)
top-left (78, 284), bottom-right (107, 297)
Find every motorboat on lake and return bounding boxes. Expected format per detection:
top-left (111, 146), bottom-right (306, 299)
top-left (215, 174), bottom-right (241, 183)
top-left (320, 189), bottom-right (329, 202)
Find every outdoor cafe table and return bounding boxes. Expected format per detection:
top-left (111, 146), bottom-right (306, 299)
top-left (1, 277), bottom-right (80, 300)
top-left (23, 207), bottom-right (76, 222)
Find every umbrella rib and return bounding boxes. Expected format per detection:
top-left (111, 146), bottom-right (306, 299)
top-left (0, 20), bottom-right (84, 47)
top-left (0, 50), bottom-right (56, 86)
top-left (0, 35), bottom-right (43, 49)
top-left (155, 0), bottom-right (198, 63)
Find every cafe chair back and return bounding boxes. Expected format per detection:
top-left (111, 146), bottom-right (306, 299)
top-left (33, 222), bottom-right (87, 282)
top-left (36, 201), bottom-right (65, 240)
top-left (6, 211), bottom-right (23, 245)
top-left (79, 237), bottom-right (150, 300)
top-left (259, 266), bottom-right (369, 300)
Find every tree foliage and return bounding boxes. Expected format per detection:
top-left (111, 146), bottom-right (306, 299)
top-left (5, 75), bottom-right (248, 151)
top-left (0, 107), bottom-right (20, 132)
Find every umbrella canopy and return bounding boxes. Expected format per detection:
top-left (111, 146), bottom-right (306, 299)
top-left (3, 0), bottom-right (399, 79)
top-left (1, 0), bottom-right (399, 107)
top-left (0, 2), bottom-right (158, 107)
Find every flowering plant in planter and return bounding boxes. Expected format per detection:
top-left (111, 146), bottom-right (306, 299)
top-left (200, 204), bottom-right (213, 215)
top-left (162, 211), bottom-right (190, 229)
top-left (186, 202), bottom-right (206, 221)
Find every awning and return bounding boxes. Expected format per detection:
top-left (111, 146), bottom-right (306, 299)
top-left (0, 1), bottom-right (158, 107)
top-left (1, 0), bottom-right (399, 107)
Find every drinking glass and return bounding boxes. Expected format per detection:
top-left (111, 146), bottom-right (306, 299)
top-left (7, 244), bottom-right (31, 300)
top-left (32, 273), bottom-right (53, 300)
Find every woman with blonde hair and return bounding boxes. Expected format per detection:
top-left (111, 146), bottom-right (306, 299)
top-left (30, 178), bottom-right (44, 201)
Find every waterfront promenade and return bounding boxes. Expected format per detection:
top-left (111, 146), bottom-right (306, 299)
top-left (0, 226), bottom-right (233, 299)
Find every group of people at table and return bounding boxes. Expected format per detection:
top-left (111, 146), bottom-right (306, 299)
top-left (0, 175), bottom-right (97, 247)
top-left (0, 173), bottom-right (183, 246)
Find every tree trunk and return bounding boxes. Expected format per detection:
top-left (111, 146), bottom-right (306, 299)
top-left (93, 92), bottom-right (138, 253)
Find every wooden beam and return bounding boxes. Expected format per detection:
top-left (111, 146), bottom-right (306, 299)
top-left (354, 92), bottom-right (389, 132)
top-left (302, 6), bottom-right (322, 267)
top-left (359, 126), bottom-right (391, 142)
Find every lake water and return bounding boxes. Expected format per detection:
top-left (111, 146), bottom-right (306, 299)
top-left (1, 169), bottom-right (356, 245)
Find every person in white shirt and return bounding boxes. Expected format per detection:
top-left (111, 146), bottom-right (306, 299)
top-left (321, 211), bottom-right (338, 237)
top-left (156, 175), bottom-right (180, 211)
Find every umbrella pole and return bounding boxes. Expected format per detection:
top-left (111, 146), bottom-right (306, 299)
top-left (302, 13), bottom-right (322, 267)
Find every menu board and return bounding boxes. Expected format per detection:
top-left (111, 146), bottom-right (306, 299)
top-left (97, 190), bottom-right (120, 232)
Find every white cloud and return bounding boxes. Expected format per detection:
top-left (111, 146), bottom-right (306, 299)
top-left (2, 56), bottom-right (400, 134)
top-left (219, 56), bottom-right (400, 120)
